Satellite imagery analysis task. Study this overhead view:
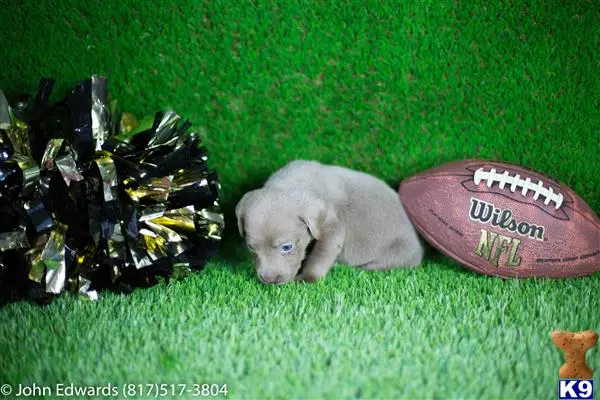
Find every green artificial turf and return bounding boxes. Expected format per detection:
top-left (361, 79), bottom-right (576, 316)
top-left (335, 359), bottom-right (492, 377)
top-left (0, 0), bottom-right (599, 398)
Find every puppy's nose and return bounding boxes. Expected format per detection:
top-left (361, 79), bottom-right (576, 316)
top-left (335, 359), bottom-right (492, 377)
top-left (259, 272), bottom-right (283, 284)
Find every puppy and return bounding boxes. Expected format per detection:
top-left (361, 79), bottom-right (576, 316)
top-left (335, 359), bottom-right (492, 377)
top-left (235, 160), bottom-right (423, 284)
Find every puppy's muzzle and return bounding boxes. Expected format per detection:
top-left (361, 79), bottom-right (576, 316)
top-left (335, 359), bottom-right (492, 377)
top-left (258, 271), bottom-right (285, 284)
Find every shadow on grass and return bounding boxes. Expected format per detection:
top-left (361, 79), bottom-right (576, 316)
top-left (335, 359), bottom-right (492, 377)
top-left (420, 242), bottom-right (475, 276)
top-left (214, 177), bottom-right (266, 266)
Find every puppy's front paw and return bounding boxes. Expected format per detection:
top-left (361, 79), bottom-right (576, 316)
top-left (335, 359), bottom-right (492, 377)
top-left (295, 272), bottom-right (321, 283)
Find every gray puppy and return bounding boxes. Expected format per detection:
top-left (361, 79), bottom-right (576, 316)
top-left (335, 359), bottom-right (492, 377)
top-left (235, 160), bottom-right (423, 284)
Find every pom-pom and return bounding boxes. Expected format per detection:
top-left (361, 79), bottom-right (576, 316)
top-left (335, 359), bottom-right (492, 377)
top-left (0, 76), bottom-right (224, 305)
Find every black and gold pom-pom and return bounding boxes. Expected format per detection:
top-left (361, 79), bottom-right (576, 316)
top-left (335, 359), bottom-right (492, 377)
top-left (0, 76), bottom-right (224, 305)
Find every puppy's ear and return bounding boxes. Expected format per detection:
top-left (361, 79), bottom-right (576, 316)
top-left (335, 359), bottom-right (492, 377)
top-left (300, 197), bottom-right (337, 240)
top-left (235, 194), bottom-right (248, 239)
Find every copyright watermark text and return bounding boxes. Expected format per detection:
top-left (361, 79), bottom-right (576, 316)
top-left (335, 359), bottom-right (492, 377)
top-left (1, 383), bottom-right (229, 397)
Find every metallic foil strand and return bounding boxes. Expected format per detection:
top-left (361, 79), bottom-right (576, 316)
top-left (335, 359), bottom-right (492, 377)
top-left (56, 155), bottom-right (84, 186)
top-left (78, 277), bottom-right (99, 301)
top-left (95, 155), bottom-right (118, 202)
top-left (149, 215), bottom-right (195, 233)
top-left (207, 224), bottom-right (221, 240)
top-left (145, 219), bottom-right (183, 243)
top-left (125, 176), bottom-right (172, 203)
top-left (167, 241), bottom-right (188, 257)
top-left (0, 89), bottom-right (11, 129)
top-left (91, 75), bottom-right (109, 151)
top-left (25, 235), bottom-right (48, 283)
top-left (24, 198), bottom-right (53, 234)
top-left (4, 117), bottom-right (31, 158)
top-left (12, 152), bottom-right (41, 196)
top-left (175, 130), bottom-right (201, 151)
top-left (144, 219), bottom-right (188, 256)
top-left (139, 204), bottom-right (167, 221)
top-left (41, 138), bottom-right (64, 170)
top-left (107, 223), bottom-right (127, 261)
top-left (63, 142), bottom-right (79, 164)
top-left (129, 240), bottom-right (153, 269)
top-left (140, 228), bottom-right (168, 261)
top-left (173, 167), bottom-right (209, 189)
top-left (165, 205), bottom-right (195, 217)
top-left (196, 207), bottom-right (225, 240)
top-left (147, 111), bottom-right (180, 148)
top-left (43, 224), bottom-right (67, 294)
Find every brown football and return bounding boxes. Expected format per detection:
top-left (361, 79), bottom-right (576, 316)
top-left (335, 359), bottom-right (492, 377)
top-left (398, 160), bottom-right (600, 278)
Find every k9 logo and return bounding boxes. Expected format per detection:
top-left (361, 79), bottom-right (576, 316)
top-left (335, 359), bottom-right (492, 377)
top-left (559, 380), bottom-right (594, 400)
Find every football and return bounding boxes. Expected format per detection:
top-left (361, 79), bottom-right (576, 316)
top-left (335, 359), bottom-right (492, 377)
top-left (399, 160), bottom-right (600, 278)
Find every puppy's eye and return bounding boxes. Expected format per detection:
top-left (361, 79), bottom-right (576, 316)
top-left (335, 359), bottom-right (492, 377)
top-left (247, 243), bottom-right (256, 252)
top-left (280, 242), bottom-right (294, 255)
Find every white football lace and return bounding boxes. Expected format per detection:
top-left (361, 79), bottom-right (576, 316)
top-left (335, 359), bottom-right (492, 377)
top-left (473, 168), bottom-right (564, 209)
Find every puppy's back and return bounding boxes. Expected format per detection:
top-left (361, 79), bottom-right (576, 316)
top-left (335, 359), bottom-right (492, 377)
top-left (265, 160), bottom-right (346, 202)
top-left (265, 160), bottom-right (401, 207)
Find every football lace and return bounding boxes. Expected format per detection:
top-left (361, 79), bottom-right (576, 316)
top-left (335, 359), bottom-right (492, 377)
top-left (473, 167), bottom-right (564, 209)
